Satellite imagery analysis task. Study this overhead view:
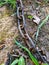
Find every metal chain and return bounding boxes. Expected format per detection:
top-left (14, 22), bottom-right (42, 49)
top-left (16, 0), bottom-right (48, 64)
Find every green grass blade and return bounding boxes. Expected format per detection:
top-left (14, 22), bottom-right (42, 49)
top-left (10, 59), bottom-right (18, 65)
top-left (36, 15), bottom-right (49, 41)
top-left (14, 39), bottom-right (39, 65)
top-left (18, 56), bottom-right (25, 65)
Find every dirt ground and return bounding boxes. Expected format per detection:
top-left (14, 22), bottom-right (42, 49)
top-left (0, 0), bottom-right (49, 64)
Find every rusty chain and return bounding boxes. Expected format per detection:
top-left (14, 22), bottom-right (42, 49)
top-left (16, 0), bottom-right (49, 64)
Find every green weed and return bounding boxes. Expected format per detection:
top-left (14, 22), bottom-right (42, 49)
top-left (0, 0), bottom-right (16, 9)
